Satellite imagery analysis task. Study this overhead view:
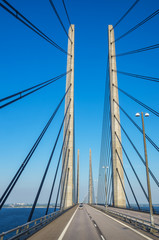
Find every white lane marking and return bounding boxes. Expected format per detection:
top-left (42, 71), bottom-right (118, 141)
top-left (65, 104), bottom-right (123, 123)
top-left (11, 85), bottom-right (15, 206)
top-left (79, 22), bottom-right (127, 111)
top-left (58, 207), bottom-right (78, 240)
top-left (101, 235), bottom-right (105, 240)
top-left (92, 207), bottom-right (153, 240)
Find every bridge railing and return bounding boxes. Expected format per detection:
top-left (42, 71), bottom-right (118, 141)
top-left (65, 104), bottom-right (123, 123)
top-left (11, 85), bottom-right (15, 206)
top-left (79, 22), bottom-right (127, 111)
top-left (92, 205), bottom-right (159, 236)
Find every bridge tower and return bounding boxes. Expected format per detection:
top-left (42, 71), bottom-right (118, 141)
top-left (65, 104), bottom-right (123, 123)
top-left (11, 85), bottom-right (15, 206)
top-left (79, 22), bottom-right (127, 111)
top-left (108, 25), bottom-right (126, 208)
top-left (62, 24), bottom-right (75, 208)
top-left (77, 149), bottom-right (79, 204)
top-left (89, 149), bottom-right (93, 204)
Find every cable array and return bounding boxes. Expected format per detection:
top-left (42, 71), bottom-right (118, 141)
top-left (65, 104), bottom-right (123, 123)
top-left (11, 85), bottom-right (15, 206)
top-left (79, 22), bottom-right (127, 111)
top-left (116, 168), bottom-right (130, 208)
top-left (97, 58), bottom-right (113, 205)
top-left (0, 84), bottom-right (71, 210)
top-left (49, 0), bottom-right (72, 43)
top-left (27, 99), bottom-right (71, 222)
top-left (113, 84), bottom-right (159, 117)
top-left (114, 115), bottom-right (159, 188)
top-left (62, 0), bottom-right (73, 31)
top-left (0, 0), bottom-right (70, 55)
top-left (98, 0), bottom-right (159, 213)
top-left (46, 115), bottom-right (71, 215)
top-left (115, 149), bottom-right (140, 210)
top-left (115, 132), bottom-right (149, 203)
top-left (112, 0), bottom-right (140, 30)
top-left (114, 100), bottom-right (159, 152)
top-left (0, 0), bottom-right (75, 225)
top-left (113, 9), bottom-right (159, 43)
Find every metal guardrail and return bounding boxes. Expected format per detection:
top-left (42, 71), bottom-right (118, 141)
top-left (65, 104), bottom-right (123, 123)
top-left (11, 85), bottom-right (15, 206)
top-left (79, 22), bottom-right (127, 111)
top-left (104, 208), bottom-right (159, 226)
top-left (92, 205), bottom-right (159, 236)
top-left (97, 204), bottom-right (159, 215)
top-left (0, 205), bottom-right (75, 240)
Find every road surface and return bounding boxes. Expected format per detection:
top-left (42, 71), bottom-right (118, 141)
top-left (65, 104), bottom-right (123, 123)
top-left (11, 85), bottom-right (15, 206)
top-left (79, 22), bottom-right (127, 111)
top-left (61, 204), bottom-right (155, 240)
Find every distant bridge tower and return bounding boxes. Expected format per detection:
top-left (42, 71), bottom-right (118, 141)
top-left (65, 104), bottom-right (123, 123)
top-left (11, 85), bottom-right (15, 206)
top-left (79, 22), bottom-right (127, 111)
top-left (77, 149), bottom-right (79, 204)
top-left (89, 149), bottom-right (93, 204)
top-left (108, 25), bottom-right (126, 208)
top-left (62, 24), bottom-right (75, 208)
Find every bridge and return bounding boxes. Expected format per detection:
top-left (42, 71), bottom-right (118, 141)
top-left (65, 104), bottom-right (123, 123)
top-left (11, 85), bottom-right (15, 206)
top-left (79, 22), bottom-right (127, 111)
top-left (0, 0), bottom-right (159, 239)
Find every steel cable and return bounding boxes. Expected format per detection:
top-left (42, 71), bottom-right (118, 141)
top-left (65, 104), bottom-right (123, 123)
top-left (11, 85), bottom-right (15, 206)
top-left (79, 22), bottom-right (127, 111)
top-left (114, 43), bottom-right (159, 57)
top-left (113, 70), bottom-right (159, 83)
top-left (0, 71), bottom-right (71, 109)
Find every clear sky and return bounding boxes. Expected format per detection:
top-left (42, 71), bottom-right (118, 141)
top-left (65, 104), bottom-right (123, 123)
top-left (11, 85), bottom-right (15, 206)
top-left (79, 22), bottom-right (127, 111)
top-left (0, 0), bottom-right (159, 205)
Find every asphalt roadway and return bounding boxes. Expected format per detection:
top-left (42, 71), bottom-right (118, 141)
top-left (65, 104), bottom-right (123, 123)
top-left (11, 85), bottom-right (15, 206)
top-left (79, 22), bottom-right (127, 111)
top-left (61, 205), bottom-right (156, 240)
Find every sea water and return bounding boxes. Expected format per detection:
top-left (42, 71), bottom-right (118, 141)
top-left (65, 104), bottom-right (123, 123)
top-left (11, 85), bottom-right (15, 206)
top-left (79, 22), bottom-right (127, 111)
top-left (0, 208), bottom-right (56, 234)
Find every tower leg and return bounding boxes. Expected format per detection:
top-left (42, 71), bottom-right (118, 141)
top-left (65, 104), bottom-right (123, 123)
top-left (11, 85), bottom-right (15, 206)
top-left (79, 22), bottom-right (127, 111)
top-left (89, 149), bottom-right (93, 204)
top-left (62, 25), bottom-right (75, 208)
top-left (108, 25), bottom-right (126, 208)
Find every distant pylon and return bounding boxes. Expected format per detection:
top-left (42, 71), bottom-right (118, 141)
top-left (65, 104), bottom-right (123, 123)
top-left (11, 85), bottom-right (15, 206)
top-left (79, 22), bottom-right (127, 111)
top-left (108, 25), bottom-right (126, 208)
top-left (77, 149), bottom-right (79, 204)
top-left (89, 149), bottom-right (93, 204)
top-left (62, 24), bottom-right (75, 208)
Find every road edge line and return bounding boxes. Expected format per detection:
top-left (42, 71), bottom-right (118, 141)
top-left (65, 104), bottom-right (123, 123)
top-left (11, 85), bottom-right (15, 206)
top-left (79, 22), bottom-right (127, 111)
top-left (58, 206), bottom-right (78, 240)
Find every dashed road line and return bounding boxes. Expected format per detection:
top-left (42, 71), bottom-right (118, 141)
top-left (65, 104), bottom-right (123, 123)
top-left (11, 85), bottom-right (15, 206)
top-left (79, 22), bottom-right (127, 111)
top-left (85, 206), bottom-right (106, 240)
top-left (101, 235), bottom-right (105, 240)
top-left (92, 219), bottom-right (106, 240)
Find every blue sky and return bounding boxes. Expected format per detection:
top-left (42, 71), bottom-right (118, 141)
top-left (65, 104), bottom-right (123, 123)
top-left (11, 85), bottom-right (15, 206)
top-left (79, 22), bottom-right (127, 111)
top-left (0, 0), bottom-right (159, 205)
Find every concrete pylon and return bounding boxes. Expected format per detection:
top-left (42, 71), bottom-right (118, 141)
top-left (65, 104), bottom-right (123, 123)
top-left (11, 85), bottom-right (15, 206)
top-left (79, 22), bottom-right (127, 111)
top-left (89, 149), bottom-right (93, 204)
top-left (62, 25), bottom-right (75, 208)
top-left (108, 25), bottom-right (126, 208)
top-left (77, 149), bottom-right (79, 204)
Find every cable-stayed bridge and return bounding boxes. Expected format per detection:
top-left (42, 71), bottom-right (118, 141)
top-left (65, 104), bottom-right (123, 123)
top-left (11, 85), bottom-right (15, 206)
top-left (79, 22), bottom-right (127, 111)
top-left (0, 0), bottom-right (159, 239)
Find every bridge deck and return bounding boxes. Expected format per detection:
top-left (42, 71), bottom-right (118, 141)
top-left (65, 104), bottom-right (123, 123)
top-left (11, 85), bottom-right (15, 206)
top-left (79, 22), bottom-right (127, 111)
top-left (28, 204), bottom-right (158, 240)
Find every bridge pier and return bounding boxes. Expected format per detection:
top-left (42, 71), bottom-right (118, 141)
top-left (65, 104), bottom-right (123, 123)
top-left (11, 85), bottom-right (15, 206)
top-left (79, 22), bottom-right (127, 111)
top-left (108, 25), bottom-right (126, 208)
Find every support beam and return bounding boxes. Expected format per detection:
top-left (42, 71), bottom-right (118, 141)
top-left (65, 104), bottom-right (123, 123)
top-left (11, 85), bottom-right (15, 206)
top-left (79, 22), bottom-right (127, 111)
top-left (108, 25), bottom-right (126, 208)
top-left (89, 149), bottom-right (93, 204)
top-left (62, 25), bottom-right (75, 208)
top-left (77, 149), bottom-right (79, 204)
